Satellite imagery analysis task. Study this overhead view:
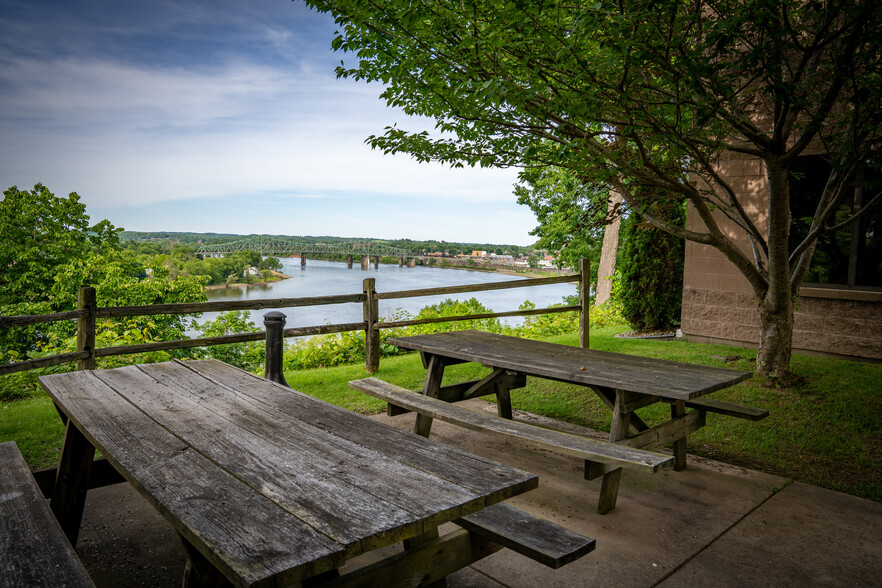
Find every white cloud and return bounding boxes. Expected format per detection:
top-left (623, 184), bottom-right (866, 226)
top-left (0, 1), bottom-right (533, 244)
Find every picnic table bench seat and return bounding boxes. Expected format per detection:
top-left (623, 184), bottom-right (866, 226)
top-left (0, 441), bottom-right (95, 588)
top-left (349, 377), bottom-right (675, 474)
top-left (456, 502), bottom-right (595, 569)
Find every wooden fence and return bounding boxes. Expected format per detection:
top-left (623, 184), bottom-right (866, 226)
top-left (0, 259), bottom-right (589, 376)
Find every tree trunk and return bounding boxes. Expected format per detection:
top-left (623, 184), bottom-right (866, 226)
top-left (756, 157), bottom-right (796, 379)
top-left (756, 295), bottom-right (794, 378)
top-left (595, 189), bottom-right (622, 306)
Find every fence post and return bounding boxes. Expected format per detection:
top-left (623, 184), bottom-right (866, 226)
top-left (579, 258), bottom-right (590, 349)
top-left (363, 278), bottom-right (380, 372)
top-left (263, 311), bottom-right (289, 387)
top-left (76, 287), bottom-right (97, 371)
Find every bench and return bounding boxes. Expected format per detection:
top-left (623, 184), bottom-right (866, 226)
top-left (350, 377), bottom-right (675, 474)
top-left (0, 441), bottom-right (95, 587)
top-left (456, 502), bottom-right (595, 568)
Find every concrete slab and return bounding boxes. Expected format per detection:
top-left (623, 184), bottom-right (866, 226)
top-left (67, 400), bottom-right (880, 587)
top-left (658, 481), bottom-right (882, 587)
top-left (372, 402), bottom-right (786, 587)
top-left (76, 483), bottom-right (186, 587)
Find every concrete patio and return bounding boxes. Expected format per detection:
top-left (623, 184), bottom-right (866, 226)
top-left (73, 400), bottom-right (882, 587)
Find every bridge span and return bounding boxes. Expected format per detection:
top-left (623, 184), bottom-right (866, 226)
top-left (195, 236), bottom-right (418, 268)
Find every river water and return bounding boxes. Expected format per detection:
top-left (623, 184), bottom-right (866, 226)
top-left (198, 257), bottom-right (577, 332)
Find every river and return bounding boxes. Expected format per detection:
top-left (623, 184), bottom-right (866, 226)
top-left (197, 257), bottom-right (577, 332)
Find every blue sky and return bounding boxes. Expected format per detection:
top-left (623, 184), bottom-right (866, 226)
top-left (0, 1), bottom-right (535, 244)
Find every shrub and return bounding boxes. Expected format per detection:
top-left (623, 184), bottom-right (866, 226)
top-left (616, 204), bottom-right (685, 332)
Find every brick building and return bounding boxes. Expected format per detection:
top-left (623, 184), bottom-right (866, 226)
top-left (680, 153), bottom-right (882, 361)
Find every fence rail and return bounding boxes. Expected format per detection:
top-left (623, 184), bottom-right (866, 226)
top-left (0, 260), bottom-right (589, 377)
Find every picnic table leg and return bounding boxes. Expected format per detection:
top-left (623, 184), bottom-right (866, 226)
top-left (414, 355), bottom-right (446, 438)
top-left (50, 419), bottom-right (96, 546)
top-left (179, 536), bottom-right (234, 588)
top-left (403, 528), bottom-right (448, 588)
top-left (671, 399), bottom-right (687, 471)
top-left (597, 392), bottom-right (632, 515)
top-left (495, 379), bottom-right (513, 420)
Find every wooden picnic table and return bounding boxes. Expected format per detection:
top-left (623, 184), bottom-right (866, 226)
top-left (386, 330), bottom-right (756, 513)
top-left (38, 359), bottom-right (565, 587)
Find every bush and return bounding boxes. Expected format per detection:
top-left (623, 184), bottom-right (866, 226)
top-left (195, 311), bottom-right (265, 372)
top-left (616, 204), bottom-right (685, 332)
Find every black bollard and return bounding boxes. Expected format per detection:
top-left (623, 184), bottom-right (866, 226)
top-left (263, 311), bottom-right (289, 387)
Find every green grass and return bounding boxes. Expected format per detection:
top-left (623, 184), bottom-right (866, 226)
top-left (3, 326), bottom-right (880, 501)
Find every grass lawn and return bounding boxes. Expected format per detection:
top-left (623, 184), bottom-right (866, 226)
top-left (2, 325), bottom-right (880, 501)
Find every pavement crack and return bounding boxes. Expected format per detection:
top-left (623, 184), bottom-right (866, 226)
top-left (650, 478), bottom-right (794, 587)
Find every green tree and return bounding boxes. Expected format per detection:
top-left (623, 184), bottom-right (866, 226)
top-left (1, 184), bottom-right (120, 306)
top-left (618, 205), bottom-right (686, 332)
top-left (195, 311), bottom-right (264, 372)
top-left (307, 0), bottom-right (882, 378)
top-left (0, 185), bottom-right (207, 366)
top-left (515, 166), bottom-right (607, 280)
top-left (258, 256), bottom-right (283, 272)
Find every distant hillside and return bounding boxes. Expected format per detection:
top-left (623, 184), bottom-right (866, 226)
top-left (119, 231), bottom-right (534, 255)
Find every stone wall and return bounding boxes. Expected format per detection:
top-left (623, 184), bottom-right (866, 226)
top-left (680, 153), bottom-right (882, 361)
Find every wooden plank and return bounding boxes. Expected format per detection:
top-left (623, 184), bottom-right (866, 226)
top-left (0, 351), bottom-right (89, 376)
top-left (0, 442), bottom-right (95, 588)
top-left (32, 458), bottom-right (125, 499)
top-left (76, 286), bottom-right (96, 371)
top-left (388, 330), bottom-right (752, 400)
top-left (0, 308), bottom-right (83, 328)
top-left (316, 529), bottom-right (501, 588)
top-left (597, 392), bottom-right (633, 514)
top-left (50, 420), bottom-right (96, 545)
top-left (386, 374), bottom-right (527, 416)
top-left (462, 368), bottom-right (507, 400)
top-left (414, 354), bottom-right (445, 437)
top-left (590, 385), bottom-right (649, 434)
top-left (579, 258), bottom-right (590, 348)
top-left (455, 503), bottom-right (595, 569)
top-left (377, 305), bottom-right (578, 330)
top-left (584, 411), bottom-right (706, 480)
top-left (671, 400), bottom-right (687, 471)
top-left (39, 370), bottom-right (347, 586)
top-left (94, 321), bottom-right (368, 358)
top-left (376, 274), bottom-right (578, 301)
top-left (96, 292), bottom-right (365, 318)
top-left (93, 363), bottom-right (496, 554)
top-left (685, 397), bottom-right (770, 420)
top-left (350, 377), bottom-right (673, 472)
top-left (364, 278), bottom-right (380, 371)
top-left (190, 360), bottom-right (537, 501)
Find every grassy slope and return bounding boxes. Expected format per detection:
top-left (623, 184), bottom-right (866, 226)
top-left (2, 326), bottom-right (879, 500)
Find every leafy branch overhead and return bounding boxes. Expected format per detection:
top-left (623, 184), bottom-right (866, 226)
top-left (308, 0), bottom-right (882, 377)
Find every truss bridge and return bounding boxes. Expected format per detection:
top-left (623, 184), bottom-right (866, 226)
top-left (196, 236), bottom-right (417, 268)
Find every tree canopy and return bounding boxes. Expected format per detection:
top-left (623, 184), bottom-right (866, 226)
top-left (308, 0), bottom-right (882, 377)
top-left (1, 184), bottom-right (121, 306)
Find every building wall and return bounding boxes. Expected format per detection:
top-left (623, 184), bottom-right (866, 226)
top-left (680, 153), bottom-right (882, 361)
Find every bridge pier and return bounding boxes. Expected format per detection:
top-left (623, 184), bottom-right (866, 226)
top-left (373, 256), bottom-right (379, 269)
top-left (398, 257), bottom-right (403, 267)
top-left (300, 252), bottom-right (306, 266)
top-left (347, 254), bottom-right (353, 269)
top-left (361, 255), bottom-right (370, 269)
top-left (406, 257), bottom-right (416, 268)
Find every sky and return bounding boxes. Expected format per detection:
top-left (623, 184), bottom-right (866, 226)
top-left (0, 0), bottom-right (535, 245)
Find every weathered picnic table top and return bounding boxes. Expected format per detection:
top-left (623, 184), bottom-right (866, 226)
top-left (39, 359), bottom-right (537, 587)
top-left (388, 330), bottom-right (752, 400)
